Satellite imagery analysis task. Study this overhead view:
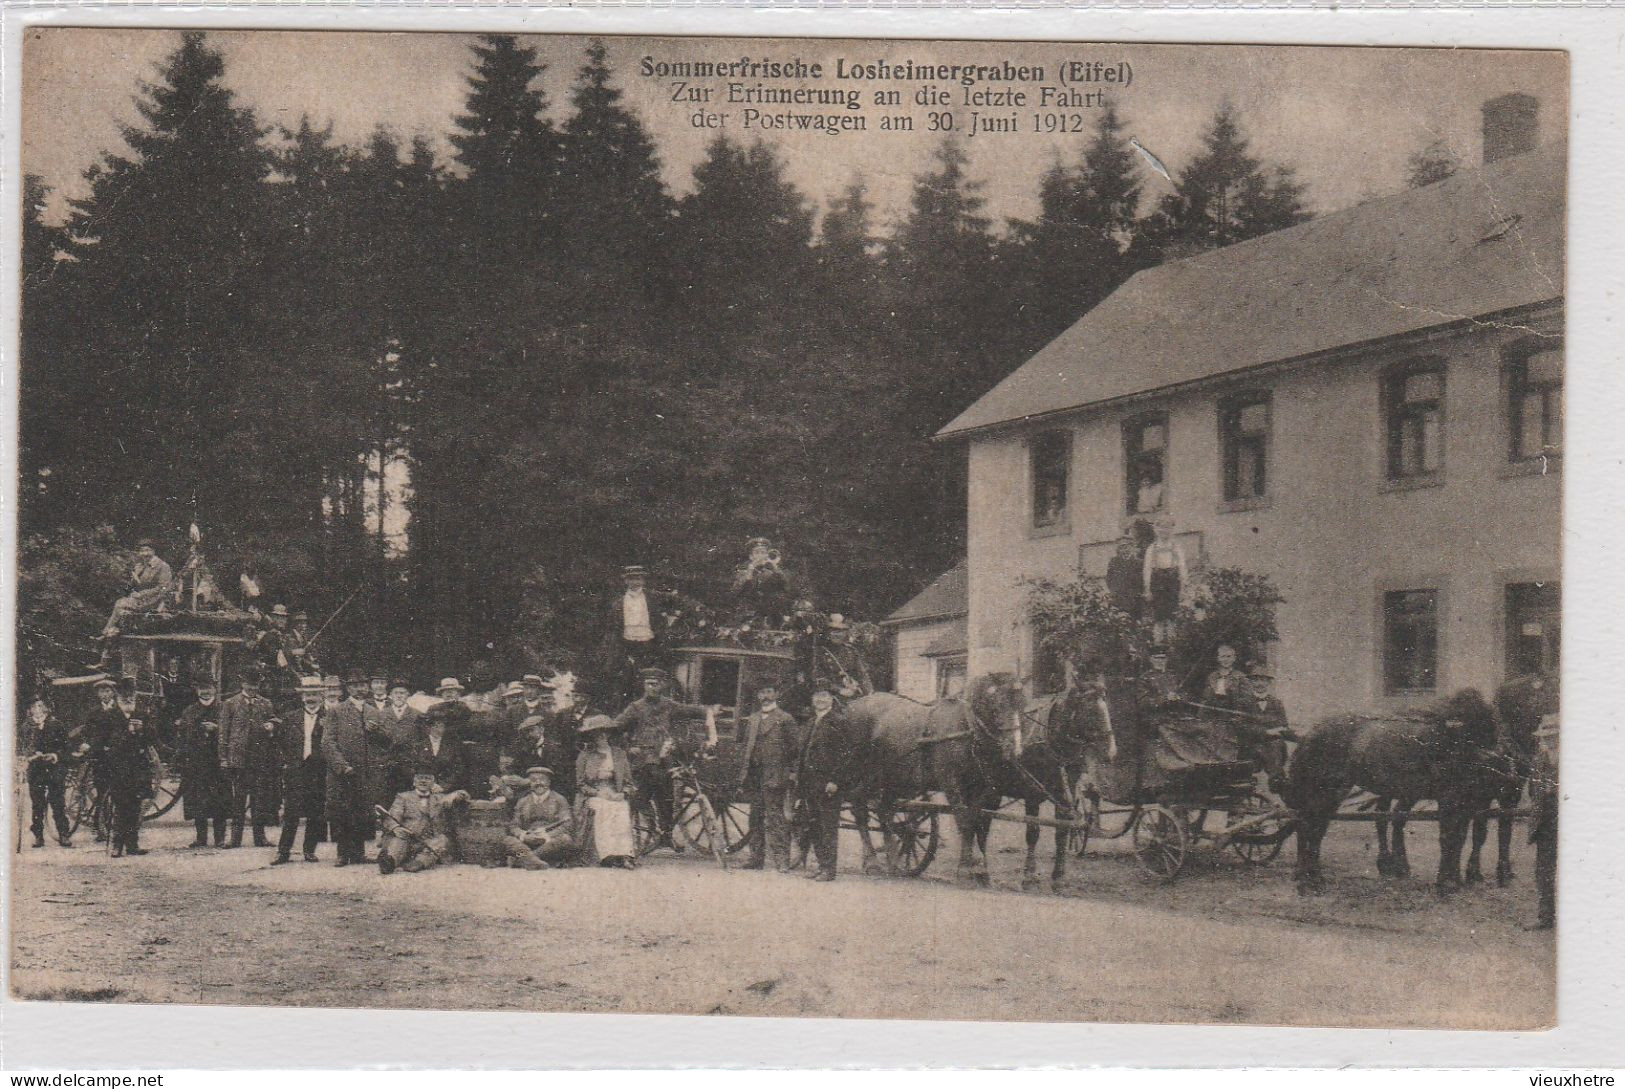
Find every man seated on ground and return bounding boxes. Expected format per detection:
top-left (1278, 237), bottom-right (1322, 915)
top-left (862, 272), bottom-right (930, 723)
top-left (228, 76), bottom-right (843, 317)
top-left (378, 764), bottom-right (467, 875)
top-left (504, 766), bottom-right (577, 870)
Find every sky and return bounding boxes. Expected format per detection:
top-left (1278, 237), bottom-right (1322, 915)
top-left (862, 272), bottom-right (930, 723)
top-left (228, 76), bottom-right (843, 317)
top-left (22, 29), bottom-right (1567, 231)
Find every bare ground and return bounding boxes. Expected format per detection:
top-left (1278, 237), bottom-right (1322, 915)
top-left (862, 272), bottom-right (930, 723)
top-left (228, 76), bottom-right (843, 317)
top-left (8, 811), bottom-right (1553, 1028)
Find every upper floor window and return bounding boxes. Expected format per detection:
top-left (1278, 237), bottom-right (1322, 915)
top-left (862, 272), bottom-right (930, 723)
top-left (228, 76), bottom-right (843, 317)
top-left (1029, 429), bottom-right (1070, 530)
top-left (1508, 346), bottom-right (1563, 462)
top-left (1124, 413), bottom-right (1168, 516)
top-left (1220, 393), bottom-right (1271, 502)
top-left (1383, 589), bottom-right (1439, 696)
top-left (1384, 363), bottom-right (1445, 481)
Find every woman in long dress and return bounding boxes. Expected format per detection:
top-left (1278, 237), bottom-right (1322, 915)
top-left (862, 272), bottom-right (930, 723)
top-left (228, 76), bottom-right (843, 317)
top-left (574, 714), bottom-right (637, 869)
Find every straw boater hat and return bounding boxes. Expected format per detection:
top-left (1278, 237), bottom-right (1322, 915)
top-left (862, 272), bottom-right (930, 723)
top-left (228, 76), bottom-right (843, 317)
top-left (521, 673), bottom-right (553, 689)
top-left (828, 613), bottom-right (849, 630)
top-left (746, 536), bottom-right (772, 550)
top-left (270, 604), bottom-right (289, 618)
top-left (293, 610), bottom-right (309, 622)
top-left (323, 674), bottom-right (342, 689)
top-left (621, 564), bottom-right (647, 579)
top-left (297, 676), bottom-right (326, 693)
top-left (437, 677), bottom-right (465, 696)
top-left (504, 681), bottom-right (527, 700)
top-left (578, 714), bottom-right (617, 735)
top-left (94, 676), bottom-right (118, 691)
top-left (526, 766), bottom-right (554, 778)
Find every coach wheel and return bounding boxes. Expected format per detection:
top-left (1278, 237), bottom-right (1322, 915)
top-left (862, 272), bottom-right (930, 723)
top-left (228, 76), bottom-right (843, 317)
top-left (890, 807), bottom-right (940, 877)
top-left (675, 787), bottom-right (719, 857)
top-left (717, 801), bottom-right (753, 856)
top-left (1132, 805), bottom-right (1188, 881)
top-left (142, 764), bottom-right (182, 822)
top-left (632, 806), bottom-right (661, 857)
top-left (1229, 792), bottom-right (1293, 865)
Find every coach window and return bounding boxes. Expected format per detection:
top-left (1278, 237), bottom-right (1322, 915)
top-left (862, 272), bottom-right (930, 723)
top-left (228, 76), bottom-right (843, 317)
top-left (1220, 393), bottom-right (1271, 506)
top-left (1384, 362), bottom-right (1445, 483)
top-left (1507, 345), bottom-right (1563, 463)
top-left (1029, 429), bottom-right (1071, 532)
top-left (1124, 413), bottom-right (1169, 517)
top-left (1383, 589), bottom-right (1439, 696)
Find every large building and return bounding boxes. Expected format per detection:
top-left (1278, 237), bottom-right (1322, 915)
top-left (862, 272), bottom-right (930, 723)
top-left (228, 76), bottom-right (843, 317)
top-left (936, 96), bottom-right (1563, 724)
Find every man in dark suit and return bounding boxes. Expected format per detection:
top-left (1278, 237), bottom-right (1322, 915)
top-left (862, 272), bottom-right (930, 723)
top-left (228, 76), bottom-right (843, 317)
top-left (175, 679), bottom-right (231, 848)
top-left (739, 684), bottom-right (803, 872)
top-left (377, 679), bottom-right (421, 795)
top-left (798, 687), bottom-right (865, 881)
top-left (220, 666), bottom-right (281, 848)
top-left (614, 669), bottom-right (716, 849)
top-left (96, 677), bottom-right (158, 858)
top-left (322, 670), bottom-right (377, 866)
top-left (274, 676), bottom-right (329, 864)
top-left (22, 696), bottom-right (73, 849)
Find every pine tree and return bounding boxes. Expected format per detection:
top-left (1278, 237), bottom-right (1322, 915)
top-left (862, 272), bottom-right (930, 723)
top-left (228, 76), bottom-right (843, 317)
top-left (448, 33), bottom-right (560, 250)
top-left (55, 31), bottom-right (276, 536)
top-left (1406, 136), bottom-right (1462, 188)
top-left (556, 39), bottom-right (673, 279)
top-left (1149, 103), bottom-right (1309, 256)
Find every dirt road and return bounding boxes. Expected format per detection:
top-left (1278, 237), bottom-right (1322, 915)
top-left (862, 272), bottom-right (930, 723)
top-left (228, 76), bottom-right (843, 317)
top-left (9, 814), bottom-right (1552, 1028)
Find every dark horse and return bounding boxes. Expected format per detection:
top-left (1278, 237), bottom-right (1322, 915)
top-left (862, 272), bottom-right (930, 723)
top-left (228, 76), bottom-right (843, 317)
top-left (1286, 688), bottom-right (1510, 894)
top-left (845, 673), bottom-right (1027, 883)
top-left (964, 680), bottom-right (1117, 891)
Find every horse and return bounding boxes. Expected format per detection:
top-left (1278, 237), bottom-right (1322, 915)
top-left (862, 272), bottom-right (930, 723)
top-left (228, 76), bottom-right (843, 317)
top-left (964, 680), bottom-right (1117, 891)
top-left (844, 672), bottom-right (1027, 884)
top-left (1285, 688), bottom-right (1510, 895)
top-left (1466, 672), bottom-right (1559, 886)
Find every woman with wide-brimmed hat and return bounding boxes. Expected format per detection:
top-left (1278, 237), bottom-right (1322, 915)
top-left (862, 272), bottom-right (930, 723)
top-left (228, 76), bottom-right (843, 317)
top-left (573, 715), bottom-right (636, 868)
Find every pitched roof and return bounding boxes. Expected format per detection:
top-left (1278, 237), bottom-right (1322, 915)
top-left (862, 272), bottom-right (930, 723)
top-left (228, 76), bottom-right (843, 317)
top-left (884, 561), bottom-right (967, 625)
top-left (938, 142), bottom-right (1566, 439)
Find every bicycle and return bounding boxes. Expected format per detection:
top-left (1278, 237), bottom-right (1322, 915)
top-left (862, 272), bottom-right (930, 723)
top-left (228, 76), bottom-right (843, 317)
top-left (631, 754), bottom-right (744, 867)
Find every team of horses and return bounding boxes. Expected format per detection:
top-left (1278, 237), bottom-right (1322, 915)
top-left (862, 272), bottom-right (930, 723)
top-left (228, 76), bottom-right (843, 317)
top-left (833, 669), bottom-right (1555, 897)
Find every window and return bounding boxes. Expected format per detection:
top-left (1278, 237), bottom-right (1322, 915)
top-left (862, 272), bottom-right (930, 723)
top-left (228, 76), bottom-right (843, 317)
top-left (1030, 430), bottom-right (1070, 530)
top-left (1384, 364), bottom-right (1445, 481)
top-left (936, 656), bottom-right (967, 700)
top-left (1383, 590), bottom-right (1439, 695)
top-left (1506, 581), bottom-right (1560, 677)
top-left (1124, 413), bottom-right (1168, 516)
top-left (697, 658), bottom-right (741, 739)
top-left (1221, 394), bottom-right (1271, 502)
top-left (1508, 348), bottom-right (1563, 461)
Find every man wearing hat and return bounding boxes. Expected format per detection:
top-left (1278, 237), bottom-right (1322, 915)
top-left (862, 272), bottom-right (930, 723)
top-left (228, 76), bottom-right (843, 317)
top-left (253, 605), bottom-right (291, 673)
top-left (378, 763), bottom-right (465, 875)
top-left (95, 676), bottom-right (160, 857)
top-left (504, 766), bottom-right (577, 870)
top-left (22, 696), bottom-right (74, 849)
top-left (798, 687), bottom-right (866, 881)
top-left (1237, 663), bottom-right (1291, 797)
top-left (323, 675), bottom-right (343, 711)
top-left (221, 666), bottom-right (281, 848)
top-left (604, 566), bottom-right (664, 706)
top-left (378, 678), bottom-right (421, 795)
top-left (1105, 533), bottom-right (1144, 618)
top-left (101, 539), bottom-right (174, 641)
top-left (614, 668), bottom-right (717, 849)
top-left (738, 683), bottom-right (803, 871)
top-left (175, 677), bottom-right (230, 848)
top-left (273, 676), bottom-right (329, 864)
top-left (506, 674), bottom-right (578, 802)
top-left (322, 669), bottom-right (381, 866)
top-left (284, 610), bottom-right (314, 670)
top-left (733, 537), bottom-right (794, 628)
top-left (812, 615), bottom-right (873, 701)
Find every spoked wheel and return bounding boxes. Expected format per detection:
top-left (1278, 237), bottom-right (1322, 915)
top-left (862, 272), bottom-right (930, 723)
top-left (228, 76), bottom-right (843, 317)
top-left (1229, 792), bottom-right (1294, 865)
top-left (632, 805), bottom-right (661, 857)
top-left (676, 789), bottom-right (728, 864)
top-left (717, 801), bottom-right (753, 856)
top-left (856, 805), bottom-right (940, 877)
top-left (143, 764), bottom-right (181, 822)
top-left (64, 765), bottom-right (95, 836)
top-left (1132, 804), bottom-right (1189, 881)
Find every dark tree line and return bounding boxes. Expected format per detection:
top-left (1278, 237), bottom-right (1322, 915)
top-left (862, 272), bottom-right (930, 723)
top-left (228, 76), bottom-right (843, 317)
top-left (19, 31), bottom-right (1318, 682)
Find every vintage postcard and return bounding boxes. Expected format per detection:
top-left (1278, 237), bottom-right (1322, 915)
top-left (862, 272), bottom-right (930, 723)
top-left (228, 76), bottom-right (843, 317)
top-left (10, 28), bottom-right (1564, 1031)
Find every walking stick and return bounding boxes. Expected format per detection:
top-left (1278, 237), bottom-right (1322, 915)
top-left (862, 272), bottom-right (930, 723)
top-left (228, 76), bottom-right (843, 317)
top-left (373, 804), bottom-right (449, 867)
top-left (305, 585), bottom-right (365, 655)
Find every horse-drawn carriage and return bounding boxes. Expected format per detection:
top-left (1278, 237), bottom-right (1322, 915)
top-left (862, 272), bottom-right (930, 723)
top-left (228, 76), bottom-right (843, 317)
top-left (1078, 697), bottom-right (1294, 880)
top-left (49, 607), bottom-right (260, 838)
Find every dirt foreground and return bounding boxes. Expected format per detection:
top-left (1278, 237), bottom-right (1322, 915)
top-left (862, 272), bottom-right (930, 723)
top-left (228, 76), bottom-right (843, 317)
top-left (9, 815), bottom-right (1553, 1028)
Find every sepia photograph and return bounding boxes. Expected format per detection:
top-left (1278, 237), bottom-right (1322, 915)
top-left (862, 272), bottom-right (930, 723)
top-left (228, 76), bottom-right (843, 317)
top-left (9, 27), bottom-right (1565, 1033)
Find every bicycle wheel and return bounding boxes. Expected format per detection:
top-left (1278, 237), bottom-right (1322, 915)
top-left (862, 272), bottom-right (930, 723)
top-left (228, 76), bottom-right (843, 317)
top-left (632, 804), bottom-right (661, 857)
top-left (675, 787), bottom-right (715, 856)
top-left (718, 801), bottom-right (752, 855)
top-left (64, 766), bottom-right (94, 836)
top-left (143, 762), bottom-right (181, 822)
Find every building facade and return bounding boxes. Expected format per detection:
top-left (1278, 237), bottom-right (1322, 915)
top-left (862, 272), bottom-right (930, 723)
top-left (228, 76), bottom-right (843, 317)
top-left (883, 562), bottom-right (968, 702)
top-left (938, 106), bottom-right (1562, 725)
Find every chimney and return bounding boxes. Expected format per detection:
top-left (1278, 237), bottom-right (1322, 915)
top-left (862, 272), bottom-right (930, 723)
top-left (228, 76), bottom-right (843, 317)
top-left (1482, 93), bottom-right (1539, 165)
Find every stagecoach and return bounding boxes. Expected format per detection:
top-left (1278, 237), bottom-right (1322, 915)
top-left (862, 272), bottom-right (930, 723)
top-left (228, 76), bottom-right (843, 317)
top-left (49, 607), bottom-right (260, 837)
top-left (650, 643), bottom-right (941, 873)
